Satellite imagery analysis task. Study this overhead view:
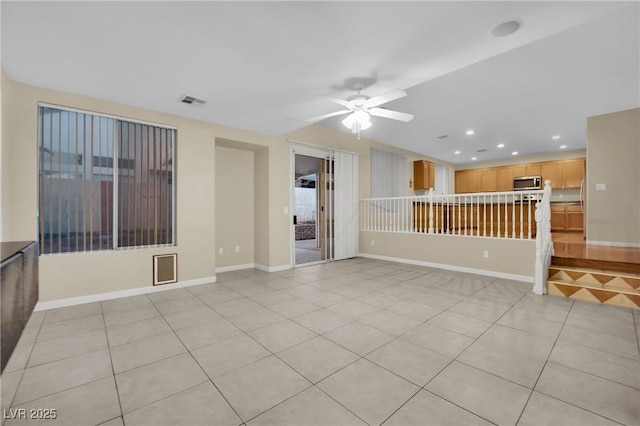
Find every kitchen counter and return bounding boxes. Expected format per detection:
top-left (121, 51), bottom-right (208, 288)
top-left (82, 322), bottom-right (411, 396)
top-left (1, 241), bottom-right (39, 372)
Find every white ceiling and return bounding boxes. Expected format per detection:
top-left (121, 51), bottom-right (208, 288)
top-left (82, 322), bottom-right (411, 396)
top-left (2, 2), bottom-right (638, 165)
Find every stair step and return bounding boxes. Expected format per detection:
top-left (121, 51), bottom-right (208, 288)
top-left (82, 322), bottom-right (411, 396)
top-left (551, 256), bottom-right (640, 275)
top-left (547, 280), bottom-right (640, 309)
top-left (548, 267), bottom-right (640, 292)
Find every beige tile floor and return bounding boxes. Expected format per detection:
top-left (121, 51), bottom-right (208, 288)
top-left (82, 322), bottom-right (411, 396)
top-left (2, 258), bottom-right (640, 426)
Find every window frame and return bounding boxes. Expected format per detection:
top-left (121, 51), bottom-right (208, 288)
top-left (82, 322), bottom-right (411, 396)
top-left (37, 103), bottom-right (177, 254)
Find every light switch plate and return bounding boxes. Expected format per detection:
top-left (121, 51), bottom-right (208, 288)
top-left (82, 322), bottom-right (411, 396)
top-left (596, 183), bottom-right (606, 191)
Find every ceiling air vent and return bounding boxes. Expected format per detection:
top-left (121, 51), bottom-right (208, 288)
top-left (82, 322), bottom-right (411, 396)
top-left (437, 135), bottom-right (449, 139)
top-left (477, 149), bottom-right (488, 153)
top-left (179, 95), bottom-right (206, 106)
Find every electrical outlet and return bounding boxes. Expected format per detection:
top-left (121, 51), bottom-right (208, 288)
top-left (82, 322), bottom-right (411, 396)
top-left (559, 193), bottom-right (564, 199)
top-left (235, 246), bottom-right (240, 253)
top-left (483, 250), bottom-right (489, 258)
top-left (218, 248), bottom-right (223, 255)
top-left (371, 240), bottom-right (375, 246)
top-left (284, 206), bottom-right (289, 214)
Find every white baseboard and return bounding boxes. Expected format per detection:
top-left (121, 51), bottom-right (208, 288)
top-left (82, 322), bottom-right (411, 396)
top-left (215, 263), bottom-right (256, 273)
top-left (586, 240), bottom-right (640, 248)
top-left (255, 263), bottom-right (291, 273)
top-left (358, 253), bottom-right (533, 283)
top-left (35, 275), bottom-right (217, 311)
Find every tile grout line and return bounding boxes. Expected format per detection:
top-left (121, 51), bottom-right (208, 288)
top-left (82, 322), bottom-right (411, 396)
top-left (513, 297), bottom-right (633, 425)
top-left (102, 300), bottom-right (126, 424)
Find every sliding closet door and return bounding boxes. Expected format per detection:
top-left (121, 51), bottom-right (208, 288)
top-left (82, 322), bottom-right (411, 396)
top-left (333, 151), bottom-right (359, 260)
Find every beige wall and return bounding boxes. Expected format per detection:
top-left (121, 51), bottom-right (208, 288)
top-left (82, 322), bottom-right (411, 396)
top-left (360, 231), bottom-right (536, 279)
top-left (1, 70), bottom-right (11, 241)
top-left (586, 108), bottom-right (640, 245)
top-left (2, 76), bottom-right (284, 301)
top-left (215, 146), bottom-right (255, 268)
top-left (254, 147), bottom-right (270, 267)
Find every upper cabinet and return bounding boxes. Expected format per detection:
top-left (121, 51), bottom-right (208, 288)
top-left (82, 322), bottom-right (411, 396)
top-left (513, 163), bottom-right (541, 177)
top-left (413, 160), bottom-right (435, 190)
top-left (455, 158), bottom-right (585, 193)
top-left (541, 162), bottom-right (563, 189)
top-left (561, 158), bottom-right (585, 188)
top-left (541, 158), bottom-right (585, 189)
top-left (496, 166), bottom-right (514, 191)
top-left (455, 169), bottom-right (470, 193)
top-left (481, 168), bottom-right (497, 192)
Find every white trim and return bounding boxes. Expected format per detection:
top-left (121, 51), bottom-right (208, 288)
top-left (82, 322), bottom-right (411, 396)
top-left (255, 263), bottom-right (291, 273)
top-left (586, 240), bottom-right (640, 248)
top-left (34, 275), bottom-right (216, 311)
top-left (287, 138), bottom-right (358, 156)
top-left (215, 263), bottom-right (256, 273)
top-left (358, 252), bottom-right (534, 283)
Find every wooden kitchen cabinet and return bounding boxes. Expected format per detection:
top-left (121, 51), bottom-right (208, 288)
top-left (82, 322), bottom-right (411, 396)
top-left (496, 166), bottom-right (514, 191)
top-left (562, 158), bottom-right (585, 189)
top-left (551, 205), bottom-right (567, 231)
top-left (414, 160), bottom-right (435, 190)
top-left (468, 169), bottom-right (483, 193)
top-left (455, 170), bottom-right (470, 193)
top-left (566, 205), bottom-right (584, 231)
top-left (482, 168), bottom-right (498, 192)
top-left (454, 158), bottom-right (585, 194)
top-left (541, 158), bottom-right (585, 189)
top-left (513, 163), bottom-right (541, 178)
top-left (541, 162), bottom-right (563, 189)
top-left (551, 203), bottom-right (584, 231)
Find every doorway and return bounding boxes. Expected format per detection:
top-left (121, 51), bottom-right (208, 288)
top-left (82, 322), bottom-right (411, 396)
top-left (293, 152), bottom-right (334, 265)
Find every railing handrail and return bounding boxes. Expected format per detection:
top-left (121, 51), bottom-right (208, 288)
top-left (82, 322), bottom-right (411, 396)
top-left (361, 189), bottom-right (544, 202)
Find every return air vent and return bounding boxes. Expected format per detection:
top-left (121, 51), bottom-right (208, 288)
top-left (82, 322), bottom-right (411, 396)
top-left (179, 95), bottom-right (206, 106)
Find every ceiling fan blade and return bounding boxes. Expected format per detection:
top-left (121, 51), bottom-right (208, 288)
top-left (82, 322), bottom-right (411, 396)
top-left (325, 96), bottom-right (353, 109)
top-left (305, 109), bottom-right (351, 123)
top-left (369, 107), bottom-right (414, 122)
top-left (364, 89), bottom-right (407, 108)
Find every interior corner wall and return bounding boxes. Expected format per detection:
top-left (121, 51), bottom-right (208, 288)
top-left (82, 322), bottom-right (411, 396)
top-left (586, 108), bottom-right (640, 246)
top-left (253, 147), bottom-right (270, 268)
top-left (4, 76), bottom-right (221, 301)
top-left (1, 70), bottom-right (11, 242)
top-left (215, 146), bottom-right (255, 268)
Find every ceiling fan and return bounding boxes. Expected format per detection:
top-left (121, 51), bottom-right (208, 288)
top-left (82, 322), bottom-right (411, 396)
top-left (307, 88), bottom-right (414, 139)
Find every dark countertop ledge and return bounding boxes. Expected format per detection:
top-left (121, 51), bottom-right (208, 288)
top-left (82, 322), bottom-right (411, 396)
top-left (1, 241), bottom-right (35, 263)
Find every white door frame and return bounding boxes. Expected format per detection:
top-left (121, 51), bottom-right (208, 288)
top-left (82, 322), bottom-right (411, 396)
top-left (290, 145), bottom-right (331, 268)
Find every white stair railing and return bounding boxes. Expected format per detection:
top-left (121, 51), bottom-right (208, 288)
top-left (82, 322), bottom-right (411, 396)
top-left (533, 180), bottom-right (553, 295)
top-left (360, 189), bottom-right (543, 240)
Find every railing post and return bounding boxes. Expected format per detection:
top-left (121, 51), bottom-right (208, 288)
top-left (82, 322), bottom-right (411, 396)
top-left (428, 188), bottom-right (434, 234)
top-left (533, 180), bottom-right (552, 295)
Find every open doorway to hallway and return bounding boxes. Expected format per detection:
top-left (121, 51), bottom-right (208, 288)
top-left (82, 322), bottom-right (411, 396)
top-left (293, 153), bottom-right (333, 265)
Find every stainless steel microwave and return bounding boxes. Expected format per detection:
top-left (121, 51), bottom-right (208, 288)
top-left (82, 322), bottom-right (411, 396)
top-left (513, 176), bottom-right (542, 190)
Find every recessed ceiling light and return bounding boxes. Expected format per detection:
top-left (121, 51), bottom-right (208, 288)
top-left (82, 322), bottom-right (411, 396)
top-left (552, 135), bottom-right (560, 140)
top-left (497, 143), bottom-right (505, 148)
top-left (512, 151), bottom-right (518, 155)
top-left (466, 130), bottom-right (475, 136)
top-left (559, 145), bottom-right (567, 149)
top-left (454, 150), bottom-right (461, 154)
top-left (471, 157), bottom-right (477, 161)
top-left (491, 20), bottom-right (522, 38)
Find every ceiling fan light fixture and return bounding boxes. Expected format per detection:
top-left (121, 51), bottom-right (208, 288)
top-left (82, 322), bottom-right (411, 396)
top-left (342, 110), bottom-right (371, 139)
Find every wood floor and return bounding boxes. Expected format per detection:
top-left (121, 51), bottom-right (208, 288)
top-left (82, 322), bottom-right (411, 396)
top-left (551, 232), bottom-right (640, 274)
